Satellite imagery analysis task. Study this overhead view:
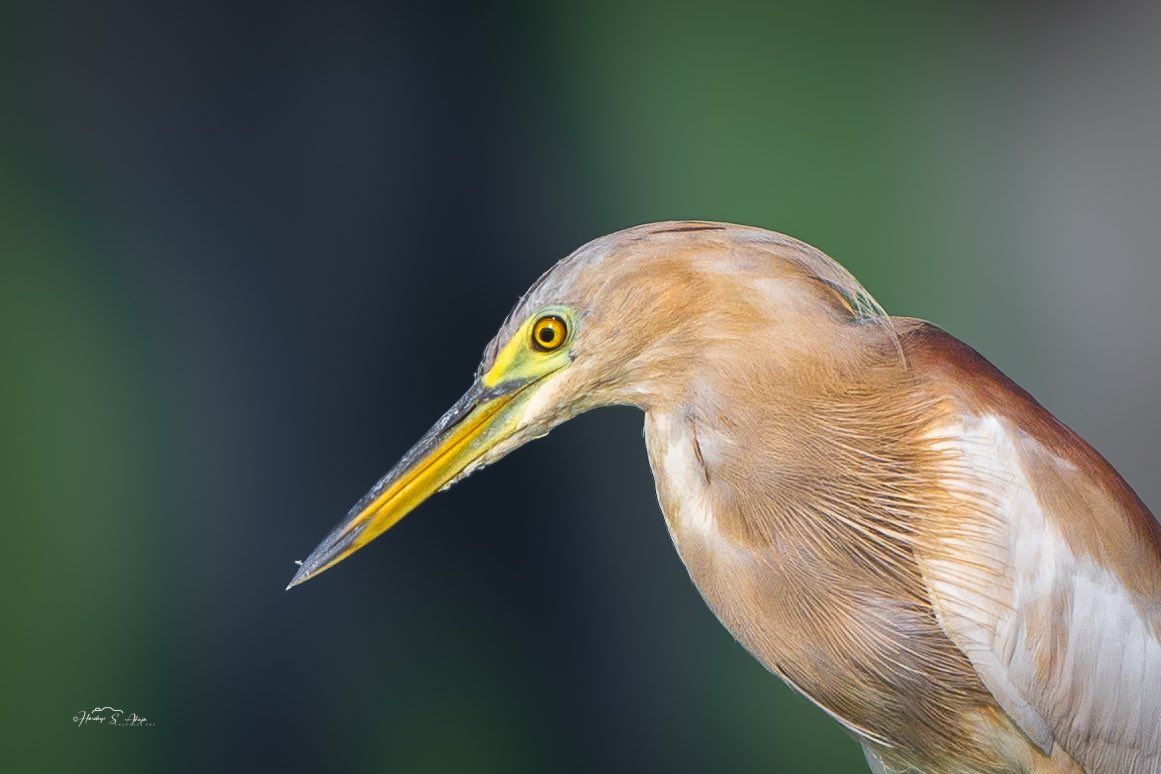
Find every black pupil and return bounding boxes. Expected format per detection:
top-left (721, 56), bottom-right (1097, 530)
top-left (539, 325), bottom-right (557, 344)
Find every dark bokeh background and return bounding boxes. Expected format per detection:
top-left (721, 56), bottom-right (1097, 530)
top-left (4, 2), bottom-right (1159, 772)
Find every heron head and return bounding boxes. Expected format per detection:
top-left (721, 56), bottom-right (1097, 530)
top-left (287, 221), bottom-right (887, 587)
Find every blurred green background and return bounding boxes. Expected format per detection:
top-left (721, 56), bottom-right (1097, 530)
top-left (3, 1), bottom-right (1159, 772)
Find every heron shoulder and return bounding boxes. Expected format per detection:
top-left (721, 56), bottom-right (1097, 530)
top-left (896, 317), bottom-right (1161, 592)
top-left (899, 318), bottom-right (1161, 770)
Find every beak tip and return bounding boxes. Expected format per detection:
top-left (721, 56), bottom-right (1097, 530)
top-left (285, 564), bottom-right (309, 590)
top-left (287, 526), bottom-right (357, 590)
top-left (286, 555), bottom-right (324, 590)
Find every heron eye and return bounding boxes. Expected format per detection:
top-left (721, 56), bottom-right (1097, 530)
top-left (531, 315), bottom-right (568, 352)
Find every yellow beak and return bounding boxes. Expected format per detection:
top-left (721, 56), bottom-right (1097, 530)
top-left (287, 379), bottom-right (529, 588)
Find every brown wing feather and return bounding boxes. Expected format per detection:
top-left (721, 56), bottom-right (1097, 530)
top-left (900, 319), bottom-right (1161, 595)
top-left (899, 319), bottom-right (1161, 771)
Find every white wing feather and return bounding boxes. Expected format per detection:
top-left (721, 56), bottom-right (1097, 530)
top-left (923, 413), bottom-right (1161, 773)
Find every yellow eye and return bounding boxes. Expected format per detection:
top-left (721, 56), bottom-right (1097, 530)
top-left (531, 315), bottom-right (568, 352)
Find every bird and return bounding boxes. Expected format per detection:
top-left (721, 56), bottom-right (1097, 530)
top-left (288, 221), bottom-right (1161, 773)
